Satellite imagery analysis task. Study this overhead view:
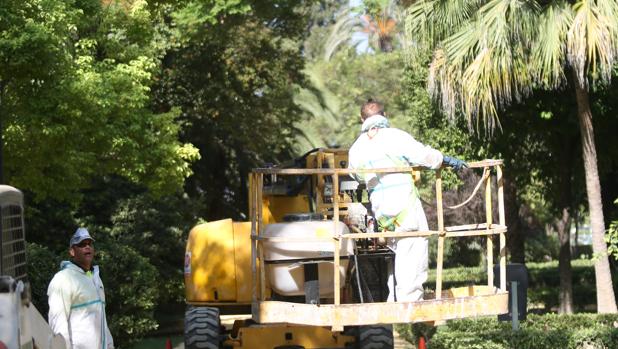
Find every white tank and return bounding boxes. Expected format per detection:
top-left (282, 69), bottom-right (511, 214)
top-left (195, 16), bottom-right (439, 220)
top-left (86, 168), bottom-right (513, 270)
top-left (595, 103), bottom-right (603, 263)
top-left (262, 220), bottom-right (353, 297)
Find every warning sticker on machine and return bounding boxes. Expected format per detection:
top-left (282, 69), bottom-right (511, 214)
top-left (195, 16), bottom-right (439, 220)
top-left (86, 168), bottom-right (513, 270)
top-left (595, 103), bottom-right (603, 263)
top-left (184, 252), bottom-right (191, 275)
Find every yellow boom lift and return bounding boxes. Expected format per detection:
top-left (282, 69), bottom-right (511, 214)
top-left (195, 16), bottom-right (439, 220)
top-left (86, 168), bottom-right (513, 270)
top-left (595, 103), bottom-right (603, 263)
top-left (184, 148), bottom-right (509, 348)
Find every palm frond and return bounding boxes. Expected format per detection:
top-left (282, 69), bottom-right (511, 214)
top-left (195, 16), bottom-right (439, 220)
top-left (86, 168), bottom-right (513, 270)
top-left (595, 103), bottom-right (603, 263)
top-left (406, 0), bottom-right (485, 46)
top-left (531, 1), bottom-right (572, 89)
top-left (436, 0), bottom-right (486, 35)
top-left (428, 48), bottom-right (461, 121)
top-left (568, 0), bottom-right (618, 87)
top-left (427, 0), bottom-right (539, 134)
top-left (292, 62), bottom-right (347, 151)
top-left (323, 10), bottom-right (364, 61)
top-left (408, 0), bottom-right (618, 135)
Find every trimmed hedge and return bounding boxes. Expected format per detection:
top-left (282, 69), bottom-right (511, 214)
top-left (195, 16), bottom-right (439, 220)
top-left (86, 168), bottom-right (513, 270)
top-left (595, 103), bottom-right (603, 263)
top-left (396, 314), bottom-right (618, 349)
top-left (424, 259), bottom-right (617, 311)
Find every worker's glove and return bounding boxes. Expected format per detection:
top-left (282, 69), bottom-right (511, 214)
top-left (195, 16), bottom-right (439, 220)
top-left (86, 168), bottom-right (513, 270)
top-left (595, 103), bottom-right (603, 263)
top-left (443, 155), bottom-right (468, 171)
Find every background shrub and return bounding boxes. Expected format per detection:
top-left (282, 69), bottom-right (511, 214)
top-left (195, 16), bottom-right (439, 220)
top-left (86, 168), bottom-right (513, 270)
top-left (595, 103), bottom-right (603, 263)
top-left (26, 243), bottom-right (62, 316)
top-left (96, 239), bottom-right (159, 348)
top-left (423, 259), bottom-right (616, 312)
top-left (397, 314), bottom-right (618, 349)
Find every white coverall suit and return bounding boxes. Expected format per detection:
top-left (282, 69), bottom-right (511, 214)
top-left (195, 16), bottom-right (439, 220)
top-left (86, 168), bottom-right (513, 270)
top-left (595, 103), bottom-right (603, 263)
top-left (48, 261), bottom-right (114, 349)
top-left (348, 115), bottom-right (443, 302)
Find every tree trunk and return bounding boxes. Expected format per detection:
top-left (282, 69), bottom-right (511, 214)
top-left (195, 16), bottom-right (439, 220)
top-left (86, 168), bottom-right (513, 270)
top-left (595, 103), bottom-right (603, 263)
top-left (504, 177), bottom-right (525, 263)
top-left (556, 208), bottom-right (573, 313)
top-left (379, 35), bottom-right (394, 53)
top-left (572, 209), bottom-right (579, 257)
top-left (573, 81), bottom-right (617, 313)
top-left (556, 131), bottom-right (575, 313)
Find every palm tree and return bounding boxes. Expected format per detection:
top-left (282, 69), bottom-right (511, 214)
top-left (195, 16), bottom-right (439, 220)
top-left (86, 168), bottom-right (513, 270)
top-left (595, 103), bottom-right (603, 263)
top-left (293, 6), bottom-right (361, 152)
top-left (293, 63), bottom-right (347, 152)
top-left (407, 0), bottom-right (618, 313)
top-left (323, 8), bottom-right (364, 60)
top-left (361, 0), bottom-right (400, 52)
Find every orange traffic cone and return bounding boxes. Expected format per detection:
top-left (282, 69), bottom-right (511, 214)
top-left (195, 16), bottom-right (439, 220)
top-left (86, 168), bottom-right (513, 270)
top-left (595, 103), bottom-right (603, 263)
top-left (165, 338), bottom-right (172, 349)
top-left (418, 335), bottom-right (427, 349)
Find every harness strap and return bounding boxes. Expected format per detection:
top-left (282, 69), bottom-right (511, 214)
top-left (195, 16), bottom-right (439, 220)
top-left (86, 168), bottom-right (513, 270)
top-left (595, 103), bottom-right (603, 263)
top-left (377, 205), bottom-right (410, 231)
top-left (376, 185), bottom-right (419, 231)
top-left (71, 299), bottom-right (104, 309)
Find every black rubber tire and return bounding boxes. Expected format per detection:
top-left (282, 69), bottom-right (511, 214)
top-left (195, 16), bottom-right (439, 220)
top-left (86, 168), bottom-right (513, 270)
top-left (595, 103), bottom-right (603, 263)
top-left (357, 325), bottom-right (394, 349)
top-left (185, 306), bottom-right (221, 349)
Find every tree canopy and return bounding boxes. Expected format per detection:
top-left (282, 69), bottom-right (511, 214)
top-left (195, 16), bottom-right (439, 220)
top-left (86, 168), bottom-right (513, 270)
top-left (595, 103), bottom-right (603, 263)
top-left (8, 0), bottom-right (618, 344)
top-left (1, 0), bottom-right (199, 203)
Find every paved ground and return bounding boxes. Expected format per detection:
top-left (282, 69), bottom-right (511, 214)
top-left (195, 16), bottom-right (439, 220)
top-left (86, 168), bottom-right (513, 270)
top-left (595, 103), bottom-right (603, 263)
top-left (167, 315), bottom-right (415, 348)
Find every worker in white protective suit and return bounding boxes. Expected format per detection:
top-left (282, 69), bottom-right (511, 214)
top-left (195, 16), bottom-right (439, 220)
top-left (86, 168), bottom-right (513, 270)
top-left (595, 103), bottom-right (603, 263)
top-left (48, 228), bottom-right (114, 349)
top-left (348, 99), bottom-right (467, 302)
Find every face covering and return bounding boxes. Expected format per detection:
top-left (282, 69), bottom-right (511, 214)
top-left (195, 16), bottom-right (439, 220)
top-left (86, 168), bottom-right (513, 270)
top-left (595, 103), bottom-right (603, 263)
top-left (361, 114), bottom-right (390, 133)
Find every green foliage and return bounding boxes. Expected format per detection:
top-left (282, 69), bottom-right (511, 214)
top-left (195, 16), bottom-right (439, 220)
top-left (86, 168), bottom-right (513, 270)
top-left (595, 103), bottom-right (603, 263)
top-left (525, 233), bottom-right (560, 262)
top-left (398, 314), bottom-right (618, 349)
top-left (1, 0), bottom-right (198, 203)
top-left (158, 0), bottom-right (308, 220)
top-left (26, 242), bottom-right (62, 316)
top-left (395, 322), bottom-right (437, 345)
top-left (295, 49), bottom-right (426, 151)
top-left (425, 264), bottom-right (485, 287)
top-left (402, 56), bottom-right (597, 263)
top-left (606, 199), bottom-right (618, 260)
top-left (302, 2), bottom-right (362, 62)
top-left (427, 236), bottom-right (482, 268)
top-left (292, 62), bottom-right (347, 151)
top-left (525, 260), bottom-right (603, 312)
top-left (108, 192), bottom-right (204, 304)
top-left (406, 0), bottom-right (618, 128)
top-left (96, 238), bottom-right (159, 348)
top-left (72, 177), bottom-right (205, 312)
top-left (402, 56), bottom-right (483, 160)
top-left (171, 0), bottom-right (251, 40)
top-left (0, 0), bottom-right (75, 83)
top-left (424, 259), bottom-right (613, 312)
top-left (25, 196), bottom-right (78, 253)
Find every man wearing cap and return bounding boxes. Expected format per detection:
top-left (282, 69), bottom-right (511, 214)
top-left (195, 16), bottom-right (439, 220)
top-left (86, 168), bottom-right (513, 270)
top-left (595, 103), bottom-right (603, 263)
top-left (348, 99), bottom-right (467, 302)
top-left (48, 228), bottom-right (114, 349)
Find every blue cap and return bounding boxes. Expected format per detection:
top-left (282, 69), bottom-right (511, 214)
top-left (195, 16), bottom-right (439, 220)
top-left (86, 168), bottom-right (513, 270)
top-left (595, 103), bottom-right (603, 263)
top-left (70, 227), bottom-right (95, 247)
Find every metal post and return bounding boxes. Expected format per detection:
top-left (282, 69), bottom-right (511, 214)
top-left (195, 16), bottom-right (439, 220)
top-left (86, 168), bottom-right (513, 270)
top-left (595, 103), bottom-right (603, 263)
top-left (485, 167), bottom-right (494, 289)
top-left (497, 165), bottom-right (506, 292)
top-left (257, 174), bottom-right (266, 301)
top-left (249, 174), bottom-right (257, 304)
top-left (511, 281), bottom-right (519, 331)
top-left (333, 172), bottom-right (341, 306)
top-left (435, 169), bottom-right (444, 299)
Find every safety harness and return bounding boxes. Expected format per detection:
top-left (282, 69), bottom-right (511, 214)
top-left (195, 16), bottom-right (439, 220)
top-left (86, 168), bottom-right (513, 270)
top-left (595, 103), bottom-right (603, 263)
top-left (376, 185), bottom-right (419, 231)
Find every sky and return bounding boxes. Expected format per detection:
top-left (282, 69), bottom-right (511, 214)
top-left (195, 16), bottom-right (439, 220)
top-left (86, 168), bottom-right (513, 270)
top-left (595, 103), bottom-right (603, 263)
top-left (349, 0), bottom-right (370, 53)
